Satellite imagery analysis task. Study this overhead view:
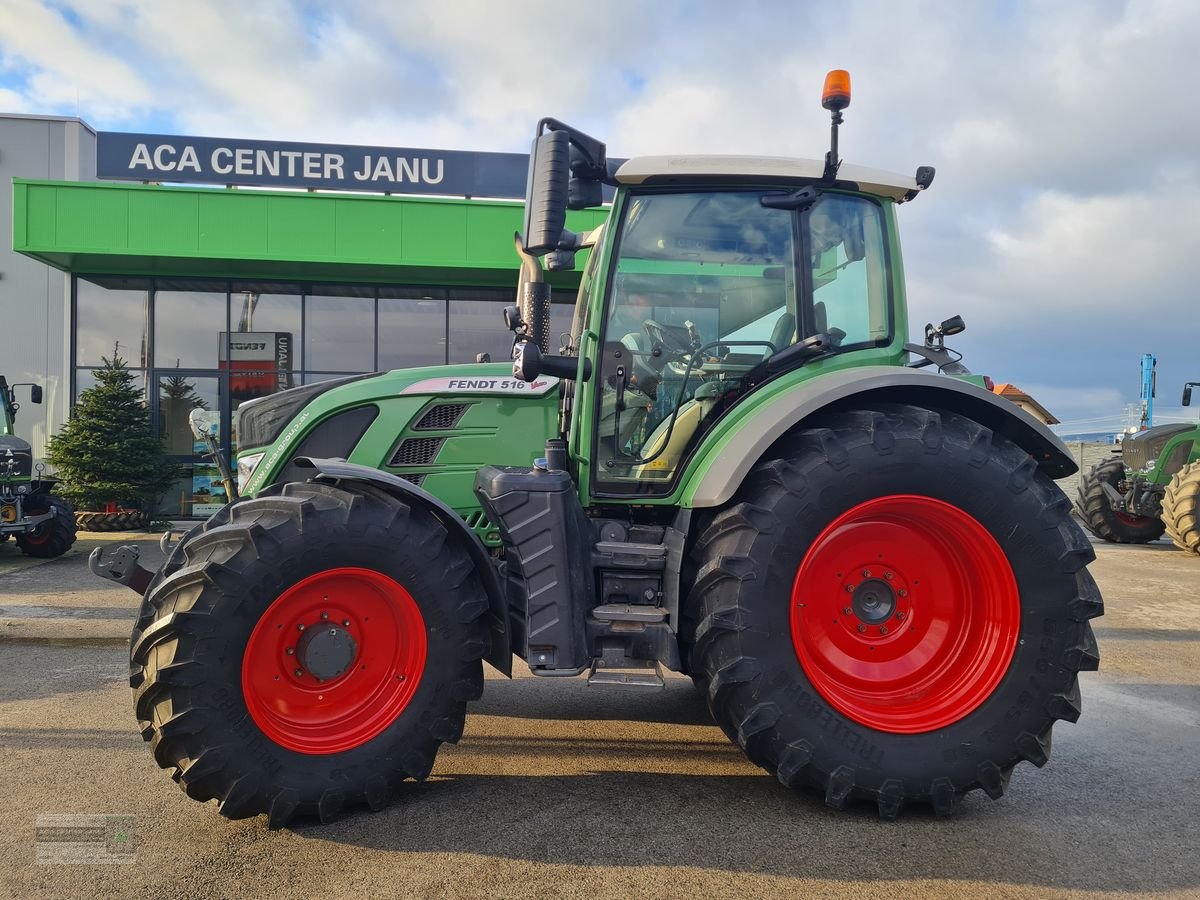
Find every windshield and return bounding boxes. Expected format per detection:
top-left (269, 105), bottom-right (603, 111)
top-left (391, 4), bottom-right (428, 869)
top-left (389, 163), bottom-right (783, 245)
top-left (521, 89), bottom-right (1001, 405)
top-left (593, 189), bottom-right (889, 494)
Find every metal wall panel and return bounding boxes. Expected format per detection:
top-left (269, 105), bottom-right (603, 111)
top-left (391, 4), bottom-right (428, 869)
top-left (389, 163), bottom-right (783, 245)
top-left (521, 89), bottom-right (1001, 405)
top-left (0, 116), bottom-right (96, 458)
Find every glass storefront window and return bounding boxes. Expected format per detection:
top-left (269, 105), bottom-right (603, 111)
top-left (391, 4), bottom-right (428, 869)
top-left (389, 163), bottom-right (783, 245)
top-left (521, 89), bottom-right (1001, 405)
top-left (74, 367), bottom-right (146, 404)
top-left (227, 285), bottom-right (300, 412)
top-left (75, 277), bottom-right (151, 368)
top-left (158, 373), bottom-right (221, 456)
top-left (305, 288), bottom-right (375, 372)
top-left (154, 283), bottom-right (229, 369)
top-left (447, 299), bottom-right (512, 364)
top-left (378, 289), bottom-right (446, 370)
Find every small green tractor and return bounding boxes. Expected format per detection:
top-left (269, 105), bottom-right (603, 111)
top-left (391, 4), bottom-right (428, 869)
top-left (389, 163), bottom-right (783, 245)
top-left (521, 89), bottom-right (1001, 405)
top-left (1076, 382), bottom-right (1200, 554)
top-left (0, 375), bottom-right (76, 557)
top-left (96, 72), bottom-right (1101, 825)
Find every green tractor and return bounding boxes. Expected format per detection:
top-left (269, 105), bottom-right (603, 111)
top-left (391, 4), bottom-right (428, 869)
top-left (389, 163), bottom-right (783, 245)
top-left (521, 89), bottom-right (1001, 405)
top-left (0, 376), bottom-right (77, 557)
top-left (1076, 382), bottom-right (1200, 552)
top-left (98, 72), bottom-right (1101, 825)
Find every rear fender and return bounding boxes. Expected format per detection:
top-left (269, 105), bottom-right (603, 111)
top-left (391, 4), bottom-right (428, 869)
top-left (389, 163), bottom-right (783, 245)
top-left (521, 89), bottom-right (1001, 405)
top-left (293, 456), bottom-right (512, 677)
top-left (682, 366), bottom-right (1076, 508)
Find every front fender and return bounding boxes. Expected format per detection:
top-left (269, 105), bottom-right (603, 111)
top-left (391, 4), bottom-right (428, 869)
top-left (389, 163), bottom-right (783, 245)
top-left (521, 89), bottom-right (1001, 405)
top-left (293, 456), bottom-right (512, 677)
top-left (681, 366), bottom-right (1076, 508)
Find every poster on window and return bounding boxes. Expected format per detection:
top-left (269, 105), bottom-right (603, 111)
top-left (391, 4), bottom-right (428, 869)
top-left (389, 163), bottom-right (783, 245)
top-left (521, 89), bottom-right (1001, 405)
top-left (218, 332), bottom-right (295, 404)
top-left (192, 465), bottom-right (228, 516)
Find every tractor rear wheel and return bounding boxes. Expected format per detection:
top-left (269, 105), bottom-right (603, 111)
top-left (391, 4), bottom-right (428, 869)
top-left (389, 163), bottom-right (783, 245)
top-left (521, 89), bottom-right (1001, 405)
top-left (1162, 462), bottom-right (1200, 555)
top-left (688, 404), bottom-right (1102, 818)
top-left (15, 495), bottom-right (76, 558)
top-left (129, 480), bottom-right (490, 827)
top-left (1076, 457), bottom-right (1165, 543)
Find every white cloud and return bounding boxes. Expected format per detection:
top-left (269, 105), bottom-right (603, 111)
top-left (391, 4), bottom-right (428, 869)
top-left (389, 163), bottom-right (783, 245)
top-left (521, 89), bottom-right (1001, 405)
top-left (0, 0), bottom-right (1197, 421)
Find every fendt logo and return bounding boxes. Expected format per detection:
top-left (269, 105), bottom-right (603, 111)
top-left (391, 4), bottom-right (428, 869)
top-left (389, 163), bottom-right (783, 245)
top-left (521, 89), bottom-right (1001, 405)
top-left (400, 376), bottom-right (560, 396)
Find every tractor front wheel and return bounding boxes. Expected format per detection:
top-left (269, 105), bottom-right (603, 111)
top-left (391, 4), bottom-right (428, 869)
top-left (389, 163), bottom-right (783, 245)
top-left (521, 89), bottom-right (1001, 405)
top-left (1162, 462), bottom-right (1200, 555)
top-left (129, 480), bottom-right (490, 827)
top-left (15, 495), bottom-right (76, 558)
top-left (1077, 457), bottom-right (1165, 543)
top-left (688, 405), bottom-right (1102, 818)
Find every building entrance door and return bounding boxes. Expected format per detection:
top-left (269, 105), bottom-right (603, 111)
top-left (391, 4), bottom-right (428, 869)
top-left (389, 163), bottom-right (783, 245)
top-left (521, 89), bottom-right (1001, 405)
top-left (154, 371), bottom-right (227, 518)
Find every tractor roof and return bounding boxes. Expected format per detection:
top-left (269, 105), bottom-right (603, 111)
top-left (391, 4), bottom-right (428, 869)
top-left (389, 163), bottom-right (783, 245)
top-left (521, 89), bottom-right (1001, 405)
top-left (614, 156), bottom-right (921, 202)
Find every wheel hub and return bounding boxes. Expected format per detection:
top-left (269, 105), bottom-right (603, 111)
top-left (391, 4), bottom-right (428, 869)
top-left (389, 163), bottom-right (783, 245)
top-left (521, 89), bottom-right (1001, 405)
top-left (851, 578), bottom-right (896, 624)
top-left (296, 624), bottom-right (358, 681)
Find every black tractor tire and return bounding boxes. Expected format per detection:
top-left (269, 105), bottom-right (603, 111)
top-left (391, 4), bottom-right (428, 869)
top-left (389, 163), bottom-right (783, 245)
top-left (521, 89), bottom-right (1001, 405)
top-left (1076, 457), bottom-right (1165, 543)
top-left (129, 480), bottom-right (491, 827)
top-left (687, 404), bottom-right (1102, 818)
top-left (1162, 462), bottom-right (1200, 555)
top-left (15, 495), bottom-right (77, 558)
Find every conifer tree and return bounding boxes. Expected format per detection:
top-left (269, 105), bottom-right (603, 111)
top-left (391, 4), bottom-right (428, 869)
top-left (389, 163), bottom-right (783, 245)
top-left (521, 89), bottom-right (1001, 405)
top-left (46, 354), bottom-right (178, 509)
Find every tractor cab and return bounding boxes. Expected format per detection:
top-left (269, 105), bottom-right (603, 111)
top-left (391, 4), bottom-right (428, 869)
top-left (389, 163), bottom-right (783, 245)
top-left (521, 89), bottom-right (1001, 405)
top-left (509, 108), bottom-right (930, 502)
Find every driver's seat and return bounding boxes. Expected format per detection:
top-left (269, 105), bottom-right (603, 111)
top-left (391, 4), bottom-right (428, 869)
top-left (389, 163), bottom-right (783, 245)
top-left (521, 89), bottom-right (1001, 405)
top-left (633, 382), bottom-right (721, 480)
top-left (770, 312), bottom-right (797, 351)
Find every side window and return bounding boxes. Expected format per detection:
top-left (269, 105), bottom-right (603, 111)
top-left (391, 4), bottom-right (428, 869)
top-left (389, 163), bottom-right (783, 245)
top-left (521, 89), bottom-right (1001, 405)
top-left (808, 195), bottom-right (888, 345)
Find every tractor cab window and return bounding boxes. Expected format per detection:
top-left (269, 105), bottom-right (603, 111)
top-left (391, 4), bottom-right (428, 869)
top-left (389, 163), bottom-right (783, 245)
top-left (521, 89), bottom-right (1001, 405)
top-left (593, 190), bottom-right (888, 494)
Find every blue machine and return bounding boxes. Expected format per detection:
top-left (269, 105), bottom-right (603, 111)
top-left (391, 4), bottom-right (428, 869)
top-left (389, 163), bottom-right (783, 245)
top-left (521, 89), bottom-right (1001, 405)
top-left (1140, 353), bottom-right (1156, 430)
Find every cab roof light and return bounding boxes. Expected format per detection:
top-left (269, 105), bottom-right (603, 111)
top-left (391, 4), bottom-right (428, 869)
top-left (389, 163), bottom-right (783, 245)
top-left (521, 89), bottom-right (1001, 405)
top-left (821, 69), bottom-right (851, 181)
top-left (822, 69), bottom-right (852, 111)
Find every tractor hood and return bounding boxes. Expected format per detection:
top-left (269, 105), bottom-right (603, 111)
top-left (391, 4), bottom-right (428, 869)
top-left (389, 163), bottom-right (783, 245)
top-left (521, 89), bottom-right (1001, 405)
top-left (237, 364), bottom-right (563, 515)
top-left (0, 435), bottom-right (33, 480)
top-left (1120, 423), bottom-right (1196, 472)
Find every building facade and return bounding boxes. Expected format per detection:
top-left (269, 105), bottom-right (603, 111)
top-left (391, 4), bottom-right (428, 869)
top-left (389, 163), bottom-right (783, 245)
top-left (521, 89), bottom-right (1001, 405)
top-left (3, 114), bottom-right (598, 516)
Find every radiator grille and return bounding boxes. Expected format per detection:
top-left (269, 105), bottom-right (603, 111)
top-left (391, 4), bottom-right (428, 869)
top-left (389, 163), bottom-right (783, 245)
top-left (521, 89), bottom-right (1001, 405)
top-left (414, 403), bottom-right (469, 430)
top-left (388, 437), bottom-right (443, 467)
top-left (397, 472), bottom-right (425, 486)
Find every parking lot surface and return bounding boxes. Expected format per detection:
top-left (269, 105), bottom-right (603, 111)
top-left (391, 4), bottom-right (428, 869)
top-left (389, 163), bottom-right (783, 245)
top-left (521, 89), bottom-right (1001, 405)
top-left (0, 534), bottom-right (1197, 899)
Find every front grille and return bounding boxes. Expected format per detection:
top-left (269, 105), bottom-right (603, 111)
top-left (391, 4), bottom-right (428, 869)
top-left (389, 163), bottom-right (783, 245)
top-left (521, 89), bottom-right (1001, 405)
top-left (388, 437), bottom-right (443, 467)
top-left (414, 403), bottom-right (469, 430)
top-left (397, 473), bottom-right (425, 487)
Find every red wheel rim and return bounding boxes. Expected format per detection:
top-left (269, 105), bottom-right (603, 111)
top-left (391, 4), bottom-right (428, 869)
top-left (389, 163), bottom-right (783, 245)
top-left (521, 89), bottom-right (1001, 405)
top-left (790, 495), bottom-right (1020, 734)
top-left (1114, 510), bottom-right (1157, 526)
top-left (242, 567), bottom-right (427, 754)
top-left (21, 507), bottom-right (50, 544)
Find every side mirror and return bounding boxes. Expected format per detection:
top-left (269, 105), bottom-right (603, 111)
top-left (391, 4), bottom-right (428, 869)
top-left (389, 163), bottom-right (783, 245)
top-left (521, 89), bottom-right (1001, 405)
top-left (188, 408), bottom-right (219, 442)
top-left (1184, 383), bottom-right (1196, 406)
top-left (521, 129), bottom-right (571, 256)
top-left (30, 385), bottom-right (43, 404)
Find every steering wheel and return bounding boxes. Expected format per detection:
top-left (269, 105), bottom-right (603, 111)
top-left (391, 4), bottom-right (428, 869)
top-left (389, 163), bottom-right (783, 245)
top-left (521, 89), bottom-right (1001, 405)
top-left (642, 319), bottom-right (694, 356)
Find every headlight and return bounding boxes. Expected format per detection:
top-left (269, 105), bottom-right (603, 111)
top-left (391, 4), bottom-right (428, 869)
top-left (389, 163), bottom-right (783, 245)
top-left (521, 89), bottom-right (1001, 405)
top-left (237, 452), bottom-right (266, 493)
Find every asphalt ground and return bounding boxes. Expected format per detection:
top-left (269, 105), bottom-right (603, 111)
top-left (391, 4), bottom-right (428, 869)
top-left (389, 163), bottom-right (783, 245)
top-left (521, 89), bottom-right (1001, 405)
top-left (0, 531), bottom-right (1197, 899)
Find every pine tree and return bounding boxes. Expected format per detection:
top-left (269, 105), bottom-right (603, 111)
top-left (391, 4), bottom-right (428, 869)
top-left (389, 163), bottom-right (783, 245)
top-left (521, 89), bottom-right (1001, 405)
top-left (46, 355), bottom-right (178, 509)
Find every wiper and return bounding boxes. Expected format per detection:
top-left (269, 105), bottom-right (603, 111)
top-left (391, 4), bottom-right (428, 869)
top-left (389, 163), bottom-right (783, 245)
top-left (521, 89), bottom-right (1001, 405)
top-left (746, 332), bottom-right (840, 383)
top-left (760, 186), bottom-right (821, 210)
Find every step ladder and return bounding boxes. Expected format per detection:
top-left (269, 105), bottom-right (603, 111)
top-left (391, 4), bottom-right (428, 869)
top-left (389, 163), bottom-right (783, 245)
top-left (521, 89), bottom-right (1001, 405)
top-left (585, 607), bottom-right (668, 688)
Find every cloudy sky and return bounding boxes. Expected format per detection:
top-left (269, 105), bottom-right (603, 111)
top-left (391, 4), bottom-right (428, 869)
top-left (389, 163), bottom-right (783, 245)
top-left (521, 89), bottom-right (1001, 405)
top-left (1, 0), bottom-right (1196, 431)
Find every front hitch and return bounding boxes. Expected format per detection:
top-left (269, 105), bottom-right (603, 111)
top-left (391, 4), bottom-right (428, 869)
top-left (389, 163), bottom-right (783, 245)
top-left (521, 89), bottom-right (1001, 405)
top-left (89, 544), bottom-right (155, 595)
